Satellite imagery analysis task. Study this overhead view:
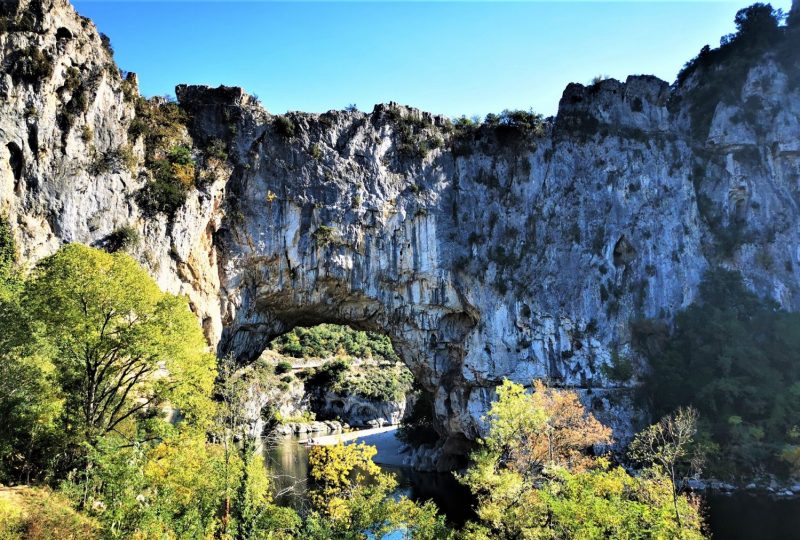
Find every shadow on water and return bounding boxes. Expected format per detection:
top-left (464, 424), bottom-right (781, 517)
top-left (704, 492), bottom-right (800, 540)
top-left (263, 435), bottom-right (311, 512)
top-left (382, 465), bottom-right (476, 526)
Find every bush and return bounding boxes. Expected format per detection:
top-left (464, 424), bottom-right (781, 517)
top-left (274, 361), bottom-right (293, 375)
top-left (600, 351), bottom-right (634, 382)
top-left (137, 145), bottom-right (196, 216)
top-left (10, 47), bottom-right (53, 87)
top-left (332, 362), bottom-right (413, 402)
top-left (90, 145), bottom-right (137, 175)
top-left (99, 32), bottom-right (114, 57)
top-left (104, 225), bottom-right (139, 253)
top-left (311, 225), bottom-right (335, 246)
top-left (204, 138), bottom-right (228, 161)
top-left (274, 116), bottom-right (297, 138)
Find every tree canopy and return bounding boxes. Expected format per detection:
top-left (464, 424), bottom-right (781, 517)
top-left (643, 269), bottom-right (800, 476)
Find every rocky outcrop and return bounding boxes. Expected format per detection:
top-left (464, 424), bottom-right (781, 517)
top-left (319, 391), bottom-right (410, 428)
top-left (3, 0), bottom-right (800, 468)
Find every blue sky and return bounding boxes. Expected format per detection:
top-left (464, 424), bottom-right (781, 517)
top-left (73, 1), bottom-right (793, 118)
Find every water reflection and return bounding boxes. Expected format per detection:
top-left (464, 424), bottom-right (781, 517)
top-left (704, 492), bottom-right (800, 540)
top-left (263, 435), bottom-right (311, 511)
top-left (262, 435), bottom-right (475, 526)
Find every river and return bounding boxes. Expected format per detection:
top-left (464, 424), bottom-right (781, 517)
top-left (263, 434), bottom-right (800, 538)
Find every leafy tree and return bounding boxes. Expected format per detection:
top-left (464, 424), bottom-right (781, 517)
top-left (460, 380), bottom-right (705, 539)
top-left (477, 379), bottom-right (612, 478)
top-left (0, 221), bottom-right (63, 483)
top-left (20, 244), bottom-right (216, 453)
top-left (628, 407), bottom-right (705, 529)
top-left (305, 443), bottom-right (450, 539)
top-left (643, 269), bottom-right (800, 476)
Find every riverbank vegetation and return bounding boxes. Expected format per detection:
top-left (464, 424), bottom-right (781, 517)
top-left (640, 269), bottom-right (800, 478)
top-left (0, 218), bottom-right (722, 540)
top-left (0, 241), bottom-right (710, 538)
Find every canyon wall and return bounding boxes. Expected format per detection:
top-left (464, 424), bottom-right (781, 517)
top-left (2, 0), bottom-right (800, 466)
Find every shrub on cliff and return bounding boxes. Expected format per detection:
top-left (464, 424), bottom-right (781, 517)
top-left (9, 46), bottom-right (53, 87)
top-left (274, 116), bottom-right (297, 138)
top-left (137, 145), bottom-right (197, 216)
top-left (675, 3), bottom-right (792, 139)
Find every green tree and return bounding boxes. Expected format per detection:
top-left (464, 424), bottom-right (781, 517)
top-left (461, 380), bottom-right (705, 539)
top-left (643, 269), bottom-right (800, 476)
top-left (0, 218), bottom-right (63, 483)
top-left (628, 407), bottom-right (704, 529)
top-left (20, 244), bottom-right (216, 453)
top-left (304, 443), bottom-right (450, 539)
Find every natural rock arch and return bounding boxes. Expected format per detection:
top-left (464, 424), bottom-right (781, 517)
top-left (214, 196), bottom-right (481, 454)
top-left (3, 0), bottom-right (800, 470)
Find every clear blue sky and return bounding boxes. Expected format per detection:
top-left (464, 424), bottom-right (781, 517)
top-left (73, 1), bottom-right (793, 118)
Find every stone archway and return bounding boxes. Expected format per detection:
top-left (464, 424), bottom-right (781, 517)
top-left (214, 191), bottom-right (480, 465)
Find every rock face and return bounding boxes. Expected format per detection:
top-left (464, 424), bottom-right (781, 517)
top-left (319, 391), bottom-right (410, 428)
top-left (3, 0), bottom-right (800, 467)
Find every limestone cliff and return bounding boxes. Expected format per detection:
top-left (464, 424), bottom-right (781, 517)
top-left (3, 0), bottom-right (800, 467)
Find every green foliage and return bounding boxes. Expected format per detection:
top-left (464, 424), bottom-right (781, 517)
top-left (643, 268), bottom-right (800, 476)
top-left (484, 109), bottom-right (546, 136)
top-left (205, 138), bottom-right (229, 161)
top-left (271, 324), bottom-right (412, 401)
top-left (332, 362), bottom-right (413, 402)
top-left (62, 66), bottom-right (81, 95)
top-left (385, 106), bottom-right (439, 159)
top-left (138, 145), bottom-right (197, 216)
top-left (90, 145), bottom-right (138, 175)
top-left (99, 33), bottom-right (114, 57)
top-left (9, 46), bottom-right (53, 87)
top-left (309, 143), bottom-right (322, 160)
top-left (0, 216), bottom-right (17, 296)
top-left (274, 360), bottom-right (293, 375)
top-left (305, 443), bottom-right (451, 539)
top-left (460, 380), bottom-right (705, 539)
top-left (0, 244), bottom-right (216, 482)
top-left (129, 97), bottom-right (196, 216)
top-left (271, 323), bottom-right (399, 362)
top-left (274, 116), bottom-right (297, 138)
top-left (600, 350), bottom-right (634, 382)
top-left (676, 3), bottom-right (791, 139)
top-left (311, 225), bottom-right (335, 246)
top-left (104, 225), bottom-right (140, 253)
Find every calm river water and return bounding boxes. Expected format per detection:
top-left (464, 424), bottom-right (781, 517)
top-left (263, 435), bottom-right (800, 539)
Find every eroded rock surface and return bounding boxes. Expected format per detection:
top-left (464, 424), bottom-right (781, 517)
top-left (3, 0), bottom-right (800, 467)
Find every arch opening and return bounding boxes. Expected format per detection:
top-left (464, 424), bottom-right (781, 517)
top-left (229, 320), bottom-right (461, 469)
top-left (256, 323), bottom-right (419, 431)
